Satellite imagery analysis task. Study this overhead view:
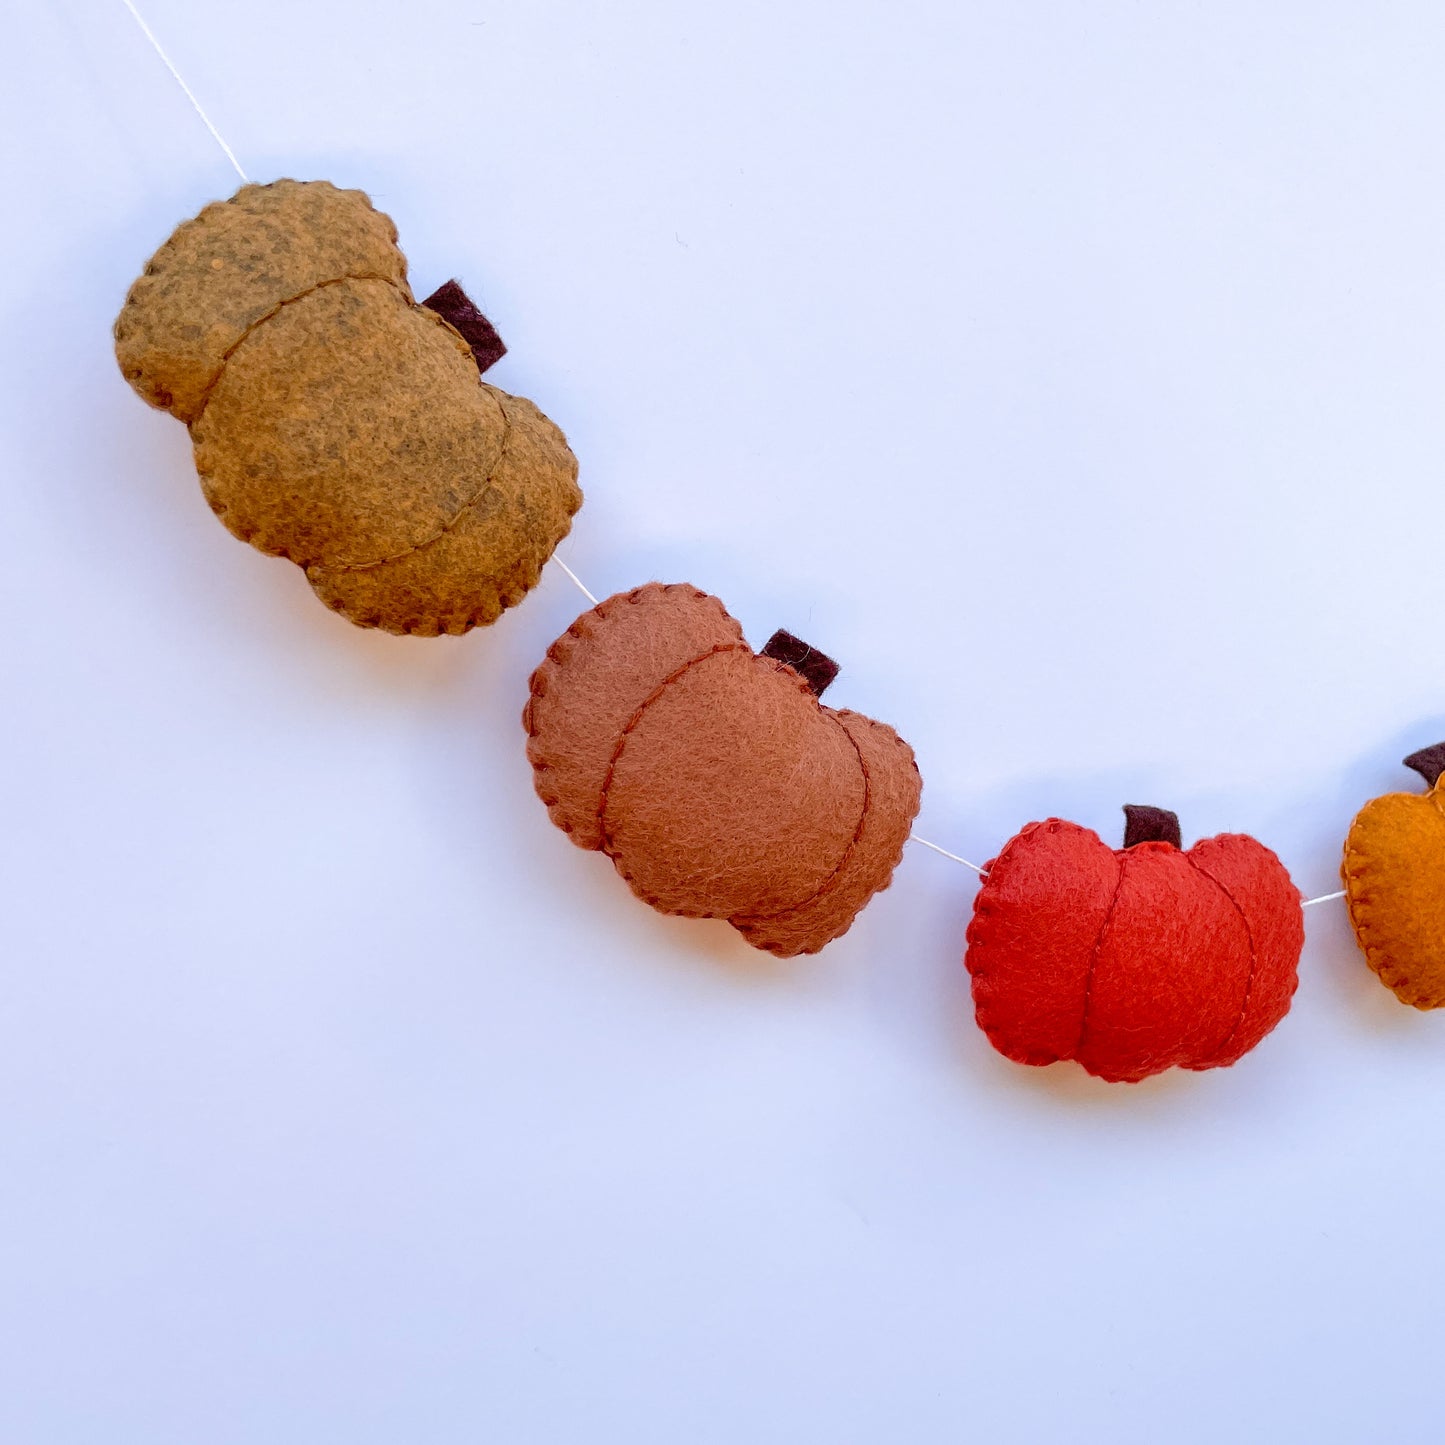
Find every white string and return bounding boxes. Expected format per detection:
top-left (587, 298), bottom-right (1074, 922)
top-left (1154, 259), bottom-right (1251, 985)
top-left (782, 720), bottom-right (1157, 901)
top-left (120, 0), bottom-right (248, 182)
top-left (553, 557), bottom-right (598, 606)
top-left (122, 5), bottom-right (1350, 918)
top-left (908, 837), bottom-right (1345, 909)
top-left (908, 831), bottom-right (1346, 908)
top-left (550, 557), bottom-right (1344, 907)
top-left (909, 834), bottom-right (987, 874)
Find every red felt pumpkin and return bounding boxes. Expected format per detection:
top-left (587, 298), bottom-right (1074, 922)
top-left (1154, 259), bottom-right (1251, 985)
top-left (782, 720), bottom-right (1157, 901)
top-left (964, 806), bottom-right (1303, 1082)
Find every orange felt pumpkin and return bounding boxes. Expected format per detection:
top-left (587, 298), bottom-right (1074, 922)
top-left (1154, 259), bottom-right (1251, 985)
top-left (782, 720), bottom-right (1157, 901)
top-left (965, 806), bottom-right (1304, 1082)
top-left (1342, 743), bottom-right (1445, 1008)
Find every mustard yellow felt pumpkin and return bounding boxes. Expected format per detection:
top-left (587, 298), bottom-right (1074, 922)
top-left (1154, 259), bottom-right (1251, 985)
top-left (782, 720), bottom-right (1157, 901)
top-left (114, 179), bottom-right (580, 636)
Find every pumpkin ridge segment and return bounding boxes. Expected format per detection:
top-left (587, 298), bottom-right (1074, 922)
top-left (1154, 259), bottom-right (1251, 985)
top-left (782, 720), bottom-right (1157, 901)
top-left (185, 271), bottom-right (407, 424)
top-left (320, 387), bottom-right (514, 572)
top-left (1182, 849), bottom-right (1259, 1065)
top-left (730, 710), bottom-right (872, 926)
top-left (964, 818), bottom-right (1117, 1070)
top-left (196, 280), bottom-right (515, 573)
top-left (1074, 856), bottom-right (1129, 1061)
top-left (595, 642), bottom-right (752, 857)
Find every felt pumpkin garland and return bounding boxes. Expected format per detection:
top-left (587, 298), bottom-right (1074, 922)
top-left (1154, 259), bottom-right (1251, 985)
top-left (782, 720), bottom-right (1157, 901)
top-left (964, 806), bottom-right (1304, 1082)
top-left (1342, 745), bottom-right (1445, 1009)
top-left (524, 583), bottom-right (922, 957)
top-left (114, 179), bottom-right (581, 636)
top-left (109, 20), bottom-right (1445, 1092)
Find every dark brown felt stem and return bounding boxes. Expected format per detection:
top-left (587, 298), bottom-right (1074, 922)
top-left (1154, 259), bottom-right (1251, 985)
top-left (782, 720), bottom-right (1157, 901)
top-left (1404, 743), bottom-right (1445, 789)
top-left (421, 279), bottom-right (507, 375)
top-left (760, 630), bottom-right (839, 698)
top-left (1123, 805), bottom-right (1182, 849)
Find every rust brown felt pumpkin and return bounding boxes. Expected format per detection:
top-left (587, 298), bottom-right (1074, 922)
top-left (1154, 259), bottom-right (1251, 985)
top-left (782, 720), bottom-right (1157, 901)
top-left (965, 806), bottom-right (1304, 1082)
top-left (1342, 743), bottom-right (1445, 1008)
top-left (114, 179), bottom-right (581, 635)
top-left (523, 583), bottom-right (923, 957)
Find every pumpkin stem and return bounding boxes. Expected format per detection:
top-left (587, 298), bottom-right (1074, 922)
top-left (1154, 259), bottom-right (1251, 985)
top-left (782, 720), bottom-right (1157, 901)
top-left (761, 630), bottom-right (839, 698)
top-left (1403, 742), bottom-right (1445, 790)
top-left (421, 279), bottom-right (507, 374)
top-left (1123, 805), bottom-right (1182, 849)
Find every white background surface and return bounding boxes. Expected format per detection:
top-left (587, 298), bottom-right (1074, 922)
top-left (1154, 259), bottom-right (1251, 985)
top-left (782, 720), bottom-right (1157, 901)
top-left (5, 1), bottom-right (1445, 1439)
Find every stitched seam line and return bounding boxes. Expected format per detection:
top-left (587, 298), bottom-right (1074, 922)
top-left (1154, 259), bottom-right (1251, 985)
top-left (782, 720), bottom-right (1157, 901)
top-left (1342, 802), bottom-right (1410, 994)
top-left (1185, 854), bottom-right (1259, 1059)
top-left (1343, 844), bottom-right (1431, 1001)
top-left (524, 587), bottom-right (740, 836)
top-left (1343, 845), bottom-right (1395, 982)
top-left (195, 273), bottom-right (516, 574)
top-left (596, 643), bottom-right (751, 853)
top-left (188, 271), bottom-right (405, 423)
top-left (318, 390), bottom-right (514, 572)
top-left (734, 705), bottom-right (872, 925)
top-left (1075, 856), bottom-right (1127, 1058)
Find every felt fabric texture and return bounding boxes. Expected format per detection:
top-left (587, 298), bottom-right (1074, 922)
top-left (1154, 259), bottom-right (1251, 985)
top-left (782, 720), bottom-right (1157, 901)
top-left (965, 814), bottom-right (1304, 1082)
top-left (1403, 742), bottom-right (1445, 789)
top-left (760, 629), bottom-right (839, 698)
top-left (421, 279), bottom-right (507, 374)
top-left (1123, 805), bottom-right (1182, 850)
top-left (524, 583), bottom-right (923, 957)
top-left (113, 179), bottom-right (581, 636)
top-left (1343, 747), bottom-right (1445, 1008)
